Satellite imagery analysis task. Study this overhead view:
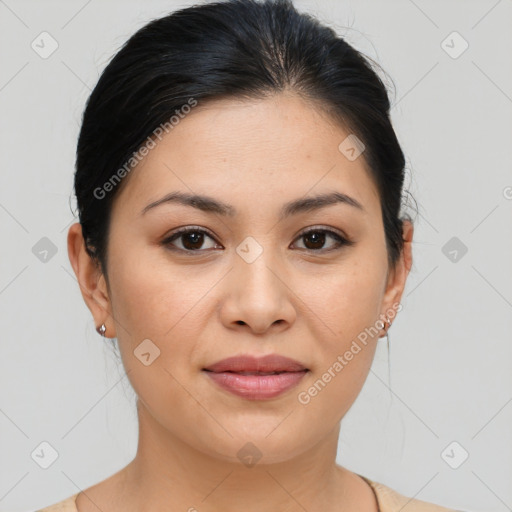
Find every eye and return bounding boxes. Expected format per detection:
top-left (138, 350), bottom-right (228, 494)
top-left (292, 227), bottom-right (354, 252)
top-left (162, 227), bottom-right (220, 254)
top-left (162, 226), bottom-right (354, 255)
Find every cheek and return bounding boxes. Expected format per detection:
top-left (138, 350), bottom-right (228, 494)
top-left (292, 268), bottom-right (384, 426)
top-left (287, 256), bottom-right (386, 403)
top-left (107, 248), bottom-right (223, 392)
top-left (107, 255), bottom-right (210, 429)
top-left (108, 243), bottom-right (212, 340)
top-left (297, 256), bottom-right (386, 345)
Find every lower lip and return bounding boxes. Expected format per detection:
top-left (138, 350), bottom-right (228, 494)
top-left (203, 370), bottom-right (308, 400)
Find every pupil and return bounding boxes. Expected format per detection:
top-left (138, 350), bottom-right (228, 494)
top-left (305, 232), bottom-right (324, 249)
top-left (184, 232), bottom-right (203, 249)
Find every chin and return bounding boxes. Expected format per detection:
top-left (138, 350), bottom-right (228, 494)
top-left (197, 425), bottom-right (315, 466)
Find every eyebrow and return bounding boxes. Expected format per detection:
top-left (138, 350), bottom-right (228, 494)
top-left (140, 190), bottom-right (365, 219)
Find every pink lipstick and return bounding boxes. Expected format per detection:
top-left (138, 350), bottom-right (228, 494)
top-left (202, 354), bottom-right (308, 400)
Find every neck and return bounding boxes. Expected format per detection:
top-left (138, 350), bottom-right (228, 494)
top-left (116, 400), bottom-right (361, 512)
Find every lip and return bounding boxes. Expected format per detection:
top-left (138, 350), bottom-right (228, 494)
top-left (203, 354), bottom-right (307, 373)
top-left (202, 354), bottom-right (309, 400)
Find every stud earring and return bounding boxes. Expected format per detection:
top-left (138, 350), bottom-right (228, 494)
top-left (380, 315), bottom-right (392, 338)
top-left (96, 323), bottom-right (106, 337)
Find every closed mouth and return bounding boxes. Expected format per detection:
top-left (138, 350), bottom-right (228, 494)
top-left (203, 354), bottom-right (308, 374)
top-left (203, 370), bottom-right (305, 375)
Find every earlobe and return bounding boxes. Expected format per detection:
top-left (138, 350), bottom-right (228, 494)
top-left (67, 223), bottom-right (114, 335)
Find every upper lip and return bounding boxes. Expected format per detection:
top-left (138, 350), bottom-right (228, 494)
top-left (203, 354), bottom-right (308, 373)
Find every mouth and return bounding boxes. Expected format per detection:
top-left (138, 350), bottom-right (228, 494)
top-left (202, 354), bottom-right (309, 400)
top-left (202, 354), bottom-right (308, 373)
top-left (204, 370), bottom-right (293, 375)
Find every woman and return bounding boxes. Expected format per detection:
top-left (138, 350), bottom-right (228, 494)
top-left (37, 0), bottom-right (460, 510)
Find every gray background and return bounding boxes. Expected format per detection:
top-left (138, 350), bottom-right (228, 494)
top-left (1, 0), bottom-right (511, 511)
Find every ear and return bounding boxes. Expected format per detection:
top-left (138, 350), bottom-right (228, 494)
top-left (380, 219), bottom-right (414, 324)
top-left (67, 222), bottom-right (116, 338)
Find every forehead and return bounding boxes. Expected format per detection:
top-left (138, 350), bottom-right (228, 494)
top-left (111, 93), bottom-right (381, 220)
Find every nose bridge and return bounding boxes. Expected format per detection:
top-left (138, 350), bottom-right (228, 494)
top-left (234, 235), bottom-right (282, 295)
top-left (220, 234), bottom-right (295, 332)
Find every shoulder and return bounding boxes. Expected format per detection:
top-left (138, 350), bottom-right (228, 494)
top-left (359, 475), bottom-right (463, 512)
top-left (34, 493), bottom-right (80, 512)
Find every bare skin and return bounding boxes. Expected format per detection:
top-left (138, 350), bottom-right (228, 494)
top-left (68, 91), bottom-right (413, 511)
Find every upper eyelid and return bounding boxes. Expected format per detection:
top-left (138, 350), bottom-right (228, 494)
top-left (295, 225), bottom-right (348, 238)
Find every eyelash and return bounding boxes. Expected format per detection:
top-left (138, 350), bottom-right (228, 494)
top-left (161, 226), bottom-right (355, 255)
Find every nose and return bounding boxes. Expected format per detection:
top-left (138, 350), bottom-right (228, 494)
top-left (219, 250), bottom-right (296, 335)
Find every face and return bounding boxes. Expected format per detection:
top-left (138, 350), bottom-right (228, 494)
top-left (70, 93), bottom-right (412, 465)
